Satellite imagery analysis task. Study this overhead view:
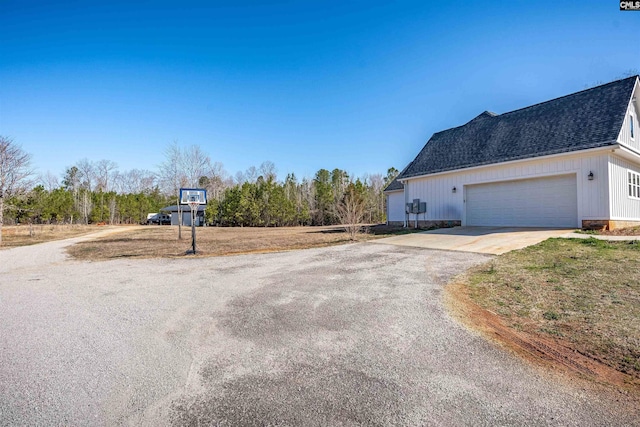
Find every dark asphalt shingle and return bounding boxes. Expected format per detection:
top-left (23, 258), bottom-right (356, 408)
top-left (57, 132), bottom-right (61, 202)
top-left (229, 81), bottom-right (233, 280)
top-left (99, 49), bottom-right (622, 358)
top-left (399, 76), bottom-right (638, 180)
top-left (383, 177), bottom-right (404, 192)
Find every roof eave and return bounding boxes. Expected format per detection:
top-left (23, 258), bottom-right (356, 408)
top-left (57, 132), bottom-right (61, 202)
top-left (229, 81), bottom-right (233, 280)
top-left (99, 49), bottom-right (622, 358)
top-left (615, 144), bottom-right (640, 163)
top-left (399, 144), bottom-right (621, 182)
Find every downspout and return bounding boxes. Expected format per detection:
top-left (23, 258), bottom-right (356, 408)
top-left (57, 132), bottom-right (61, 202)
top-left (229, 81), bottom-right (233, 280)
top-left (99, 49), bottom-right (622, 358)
top-left (385, 194), bottom-right (389, 226)
top-left (403, 180), bottom-right (408, 228)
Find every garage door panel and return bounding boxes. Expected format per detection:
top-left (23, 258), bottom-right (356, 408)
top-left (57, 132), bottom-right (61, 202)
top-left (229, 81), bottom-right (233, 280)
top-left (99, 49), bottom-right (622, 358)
top-left (466, 175), bottom-right (577, 227)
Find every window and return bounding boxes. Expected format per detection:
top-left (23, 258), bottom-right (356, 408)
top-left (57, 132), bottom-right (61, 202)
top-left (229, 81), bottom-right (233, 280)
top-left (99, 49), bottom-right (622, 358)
top-left (629, 171), bottom-right (640, 199)
top-left (631, 114), bottom-right (635, 139)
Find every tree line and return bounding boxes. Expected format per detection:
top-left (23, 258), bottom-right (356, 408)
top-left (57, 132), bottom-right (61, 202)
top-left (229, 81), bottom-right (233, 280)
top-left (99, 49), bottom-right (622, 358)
top-left (0, 137), bottom-right (399, 232)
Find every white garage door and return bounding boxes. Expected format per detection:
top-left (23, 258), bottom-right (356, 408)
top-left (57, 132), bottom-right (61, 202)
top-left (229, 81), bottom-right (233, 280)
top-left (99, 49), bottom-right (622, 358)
top-left (466, 175), bottom-right (578, 227)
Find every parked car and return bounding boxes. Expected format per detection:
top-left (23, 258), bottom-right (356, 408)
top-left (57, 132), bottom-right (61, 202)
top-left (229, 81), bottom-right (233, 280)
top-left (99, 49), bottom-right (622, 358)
top-left (147, 213), bottom-right (171, 225)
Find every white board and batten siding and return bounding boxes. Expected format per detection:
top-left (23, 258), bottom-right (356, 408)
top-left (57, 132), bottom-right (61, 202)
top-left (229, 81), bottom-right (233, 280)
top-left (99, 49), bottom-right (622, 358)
top-left (403, 150), bottom-right (611, 227)
top-left (611, 82), bottom-right (640, 221)
top-left (386, 191), bottom-right (405, 223)
top-left (617, 82), bottom-right (639, 152)
top-left (609, 154), bottom-right (640, 221)
top-left (618, 108), bottom-right (639, 152)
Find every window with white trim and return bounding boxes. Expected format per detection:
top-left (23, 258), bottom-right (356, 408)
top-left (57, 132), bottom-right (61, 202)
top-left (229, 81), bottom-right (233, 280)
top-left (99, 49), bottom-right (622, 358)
top-left (629, 170), bottom-right (640, 199)
top-left (631, 114), bottom-right (635, 139)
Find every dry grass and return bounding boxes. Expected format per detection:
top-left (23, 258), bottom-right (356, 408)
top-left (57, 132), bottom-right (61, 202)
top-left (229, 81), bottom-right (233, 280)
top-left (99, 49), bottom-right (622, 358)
top-left (602, 226), bottom-right (640, 236)
top-left (577, 226), bottom-right (640, 236)
top-left (66, 224), bottom-right (414, 260)
top-left (0, 224), bottom-right (100, 249)
top-left (461, 238), bottom-right (640, 380)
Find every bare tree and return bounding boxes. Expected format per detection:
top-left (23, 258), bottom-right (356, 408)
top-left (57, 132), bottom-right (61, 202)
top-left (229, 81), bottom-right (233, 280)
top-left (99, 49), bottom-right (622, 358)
top-left (364, 173), bottom-right (385, 224)
top-left (182, 145), bottom-right (211, 188)
top-left (0, 137), bottom-right (34, 245)
top-left (209, 161), bottom-right (227, 179)
top-left (117, 169), bottom-right (147, 194)
top-left (158, 142), bottom-right (187, 238)
top-left (70, 159), bottom-right (97, 223)
top-left (202, 161), bottom-right (230, 200)
top-left (158, 142), bottom-right (185, 196)
top-left (95, 159), bottom-right (118, 221)
top-left (79, 189), bottom-right (92, 224)
top-left (95, 159), bottom-right (118, 192)
top-left (335, 183), bottom-right (366, 241)
top-left (40, 170), bottom-right (60, 192)
top-left (259, 161), bottom-right (277, 181)
top-left (139, 171), bottom-right (157, 192)
top-left (76, 158), bottom-right (95, 191)
top-left (234, 171), bottom-right (246, 185)
top-left (108, 196), bottom-right (117, 225)
top-left (245, 166), bottom-right (258, 183)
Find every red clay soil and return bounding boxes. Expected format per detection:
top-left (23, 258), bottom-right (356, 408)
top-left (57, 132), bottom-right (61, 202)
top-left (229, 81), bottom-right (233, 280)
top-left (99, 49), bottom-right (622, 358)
top-left (445, 280), bottom-right (640, 395)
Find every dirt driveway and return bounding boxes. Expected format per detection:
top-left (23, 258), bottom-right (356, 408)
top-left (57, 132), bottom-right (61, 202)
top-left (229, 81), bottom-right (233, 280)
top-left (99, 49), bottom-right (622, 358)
top-left (374, 226), bottom-right (575, 254)
top-left (0, 235), bottom-right (636, 425)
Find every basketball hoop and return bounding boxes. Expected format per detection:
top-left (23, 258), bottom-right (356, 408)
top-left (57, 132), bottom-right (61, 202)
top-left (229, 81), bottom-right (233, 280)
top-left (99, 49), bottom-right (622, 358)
top-left (179, 188), bottom-right (207, 255)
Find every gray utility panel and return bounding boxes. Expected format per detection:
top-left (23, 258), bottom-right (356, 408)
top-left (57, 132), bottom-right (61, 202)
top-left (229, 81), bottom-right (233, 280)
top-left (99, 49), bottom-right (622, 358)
top-left (406, 199), bottom-right (426, 214)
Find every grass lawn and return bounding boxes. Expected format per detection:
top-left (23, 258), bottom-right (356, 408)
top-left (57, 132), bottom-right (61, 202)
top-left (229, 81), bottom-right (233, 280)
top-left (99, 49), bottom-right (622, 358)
top-left (455, 238), bottom-right (640, 383)
top-left (66, 224), bottom-right (419, 260)
top-left (0, 224), bottom-right (101, 249)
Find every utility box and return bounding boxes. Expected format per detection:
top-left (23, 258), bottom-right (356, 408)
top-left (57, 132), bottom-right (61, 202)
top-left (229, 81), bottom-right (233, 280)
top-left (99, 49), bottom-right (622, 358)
top-left (406, 199), bottom-right (427, 214)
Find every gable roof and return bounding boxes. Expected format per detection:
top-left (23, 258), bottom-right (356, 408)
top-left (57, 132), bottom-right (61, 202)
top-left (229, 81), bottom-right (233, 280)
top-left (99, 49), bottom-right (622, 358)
top-left (383, 177), bottom-right (404, 192)
top-left (399, 75), bottom-right (638, 180)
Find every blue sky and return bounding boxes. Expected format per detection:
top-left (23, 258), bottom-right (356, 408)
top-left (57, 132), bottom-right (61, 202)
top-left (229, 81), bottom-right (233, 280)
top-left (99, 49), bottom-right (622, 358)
top-left (1, 1), bottom-right (639, 182)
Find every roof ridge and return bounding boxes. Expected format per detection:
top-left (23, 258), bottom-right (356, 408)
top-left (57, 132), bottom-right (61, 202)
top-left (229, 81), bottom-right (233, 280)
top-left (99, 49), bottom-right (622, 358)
top-left (499, 75), bottom-right (638, 117)
top-left (427, 76), bottom-right (638, 137)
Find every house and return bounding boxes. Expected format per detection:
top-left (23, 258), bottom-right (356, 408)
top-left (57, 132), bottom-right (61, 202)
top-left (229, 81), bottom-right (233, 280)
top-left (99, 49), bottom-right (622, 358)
top-left (385, 75), bottom-right (640, 230)
top-left (160, 205), bottom-right (206, 226)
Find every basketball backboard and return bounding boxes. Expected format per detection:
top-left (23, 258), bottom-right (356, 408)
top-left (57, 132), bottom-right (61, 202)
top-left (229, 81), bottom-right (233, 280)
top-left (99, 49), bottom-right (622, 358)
top-left (179, 188), bottom-right (207, 205)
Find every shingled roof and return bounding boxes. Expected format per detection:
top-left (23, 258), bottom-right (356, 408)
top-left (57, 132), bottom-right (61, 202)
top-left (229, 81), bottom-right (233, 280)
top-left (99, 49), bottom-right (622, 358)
top-left (398, 76), bottom-right (638, 180)
top-left (383, 177), bottom-right (404, 192)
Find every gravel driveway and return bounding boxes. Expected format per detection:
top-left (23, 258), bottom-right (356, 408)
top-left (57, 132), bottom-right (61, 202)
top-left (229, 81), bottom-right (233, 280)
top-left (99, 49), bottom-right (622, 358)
top-left (0, 236), bottom-right (637, 426)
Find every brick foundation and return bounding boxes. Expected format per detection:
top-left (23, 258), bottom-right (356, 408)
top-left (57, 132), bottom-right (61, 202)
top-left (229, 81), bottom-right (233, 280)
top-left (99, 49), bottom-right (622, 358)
top-left (581, 220), bottom-right (609, 231)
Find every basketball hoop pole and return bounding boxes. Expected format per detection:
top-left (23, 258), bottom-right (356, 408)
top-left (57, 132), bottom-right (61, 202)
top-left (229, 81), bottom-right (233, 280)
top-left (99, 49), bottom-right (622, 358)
top-left (188, 201), bottom-right (198, 254)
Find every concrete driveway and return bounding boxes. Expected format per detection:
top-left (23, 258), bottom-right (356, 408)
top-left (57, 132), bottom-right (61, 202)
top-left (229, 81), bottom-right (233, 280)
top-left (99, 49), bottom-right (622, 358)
top-left (0, 235), bottom-right (636, 426)
top-left (374, 226), bottom-right (575, 254)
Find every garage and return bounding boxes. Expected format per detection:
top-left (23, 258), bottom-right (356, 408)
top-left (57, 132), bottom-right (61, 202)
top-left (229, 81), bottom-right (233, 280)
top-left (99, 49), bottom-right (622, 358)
top-left (465, 174), bottom-right (578, 227)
